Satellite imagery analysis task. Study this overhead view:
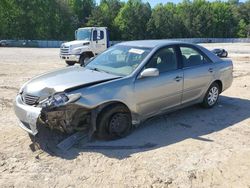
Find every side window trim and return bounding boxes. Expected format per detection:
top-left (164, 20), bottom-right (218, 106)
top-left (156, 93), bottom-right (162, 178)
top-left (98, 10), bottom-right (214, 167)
top-left (178, 44), bottom-right (213, 69)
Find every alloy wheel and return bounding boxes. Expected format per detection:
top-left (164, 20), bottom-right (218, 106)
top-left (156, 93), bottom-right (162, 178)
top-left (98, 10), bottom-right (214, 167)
top-left (207, 86), bottom-right (219, 106)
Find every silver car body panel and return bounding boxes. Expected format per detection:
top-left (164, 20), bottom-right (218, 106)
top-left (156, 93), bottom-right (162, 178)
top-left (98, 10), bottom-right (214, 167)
top-left (14, 40), bottom-right (233, 135)
top-left (14, 95), bottom-right (41, 135)
top-left (21, 66), bottom-right (121, 100)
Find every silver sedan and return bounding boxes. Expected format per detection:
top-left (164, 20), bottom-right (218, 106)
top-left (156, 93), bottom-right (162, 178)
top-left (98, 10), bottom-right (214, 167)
top-left (14, 40), bottom-right (233, 140)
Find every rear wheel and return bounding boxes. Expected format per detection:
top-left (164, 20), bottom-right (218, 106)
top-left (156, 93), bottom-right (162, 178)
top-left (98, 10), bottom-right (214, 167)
top-left (201, 82), bottom-right (220, 108)
top-left (223, 51), bottom-right (228, 58)
top-left (96, 104), bottom-right (132, 140)
top-left (66, 61), bottom-right (75, 66)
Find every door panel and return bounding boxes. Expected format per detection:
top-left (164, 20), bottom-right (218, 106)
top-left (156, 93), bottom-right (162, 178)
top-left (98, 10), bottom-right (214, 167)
top-left (134, 70), bottom-right (183, 117)
top-left (93, 29), bottom-right (106, 54)
top-left (133, 46), bottom-right (183, 117)
top-left (182, 65), bottom-right (214, 103)
top-left (180, 46), bottom-right (215, 104)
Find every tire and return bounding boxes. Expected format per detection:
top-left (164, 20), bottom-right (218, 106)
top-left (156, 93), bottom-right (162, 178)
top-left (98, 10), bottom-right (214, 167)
top-left (96, 104), bottom-right (132, 140)
top-left (66, 61), bottom-right (75, 66)
top-left (79, 54), bottom-right (91, 66)
top-left (0, 42), bottom-right (6, 47)
top-left (201, 82), bottom-right (220, 108)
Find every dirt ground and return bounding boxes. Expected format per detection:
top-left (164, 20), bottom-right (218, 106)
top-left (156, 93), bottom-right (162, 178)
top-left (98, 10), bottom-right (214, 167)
top-left (0, 43), bottom-right (250, 188)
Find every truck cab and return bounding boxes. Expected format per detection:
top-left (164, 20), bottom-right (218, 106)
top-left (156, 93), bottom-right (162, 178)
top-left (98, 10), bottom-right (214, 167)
top-left (60, 27), bottom-right (109, 66)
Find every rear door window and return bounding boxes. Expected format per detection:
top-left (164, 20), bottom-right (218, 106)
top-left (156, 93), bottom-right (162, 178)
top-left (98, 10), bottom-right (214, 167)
top-left (180, 46), bottom-right (211, 68)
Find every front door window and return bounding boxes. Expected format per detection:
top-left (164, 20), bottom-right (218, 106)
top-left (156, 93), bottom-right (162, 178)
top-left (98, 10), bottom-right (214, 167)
top-left (146, 47), bottom-right (178, 73)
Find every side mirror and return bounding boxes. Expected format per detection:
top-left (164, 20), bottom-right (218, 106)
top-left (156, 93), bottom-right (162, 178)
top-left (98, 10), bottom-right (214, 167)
top-left (75, 30), bottom-right (77, 40)
top-left (139, 68), bottom-right (159, 79)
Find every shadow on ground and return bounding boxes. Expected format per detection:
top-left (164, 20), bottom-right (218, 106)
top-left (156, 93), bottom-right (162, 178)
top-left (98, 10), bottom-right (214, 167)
top-left (30, 96), bottom-right (250, 160)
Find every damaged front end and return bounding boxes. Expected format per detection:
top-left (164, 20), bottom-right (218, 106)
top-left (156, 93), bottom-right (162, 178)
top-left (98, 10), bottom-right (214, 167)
top-left (38, 92), bottom-right (95, 135)
top-left (14, 91), bottom-right (97, 138)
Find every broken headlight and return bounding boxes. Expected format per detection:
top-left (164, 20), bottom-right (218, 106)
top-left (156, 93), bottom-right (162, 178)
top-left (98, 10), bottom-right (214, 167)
top-left (42, 93), bottom-right (68, 108)
top-left (41, 93), bottom-right (81, 108)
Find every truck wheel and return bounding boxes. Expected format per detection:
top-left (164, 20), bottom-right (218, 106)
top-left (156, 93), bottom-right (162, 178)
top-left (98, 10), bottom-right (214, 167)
top-left (79, 54), bottom-right (91, 66)
top-left (201, 82), bottom-right (220, 108)
top-left (96, 104), bottom-right (132, 140)
top-left (66, 61), bottom-right (75, 66)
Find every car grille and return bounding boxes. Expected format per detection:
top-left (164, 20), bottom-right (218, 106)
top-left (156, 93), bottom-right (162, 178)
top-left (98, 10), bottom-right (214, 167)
top-left (22, 93), bottom-right (39, 105)
top-left (60, 46), bottom-right (70, 55)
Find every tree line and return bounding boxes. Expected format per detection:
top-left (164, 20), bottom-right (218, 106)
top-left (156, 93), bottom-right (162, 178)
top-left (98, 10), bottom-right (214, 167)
top-left (0, 0), bottom-right (249, 41)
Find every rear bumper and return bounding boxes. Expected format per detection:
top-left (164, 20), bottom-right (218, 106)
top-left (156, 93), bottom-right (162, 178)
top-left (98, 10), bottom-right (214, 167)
top-left (14, 95), bottom-right (41, 135)
top-left (60, 54), bottom-right (80, 62)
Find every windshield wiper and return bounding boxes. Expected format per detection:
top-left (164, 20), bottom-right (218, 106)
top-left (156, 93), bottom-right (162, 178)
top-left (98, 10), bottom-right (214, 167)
top-left (87, 67), bottom-right (119, 76)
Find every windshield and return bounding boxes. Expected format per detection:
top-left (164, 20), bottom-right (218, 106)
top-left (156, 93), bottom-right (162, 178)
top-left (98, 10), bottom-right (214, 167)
top-left (86, 45), bottom-right (152, 76)
top-left (76, 29), bottom-right (91, 40)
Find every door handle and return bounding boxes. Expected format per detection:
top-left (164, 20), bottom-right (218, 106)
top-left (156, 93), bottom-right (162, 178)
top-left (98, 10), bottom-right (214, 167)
top-left (174, 76), bottom-right (183, 82)
top-left (208, 68), bottom-right (213, 73)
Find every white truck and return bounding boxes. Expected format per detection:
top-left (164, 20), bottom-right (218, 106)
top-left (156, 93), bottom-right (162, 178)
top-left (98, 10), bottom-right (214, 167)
top-left (60, 27), bottom-right (109, 66)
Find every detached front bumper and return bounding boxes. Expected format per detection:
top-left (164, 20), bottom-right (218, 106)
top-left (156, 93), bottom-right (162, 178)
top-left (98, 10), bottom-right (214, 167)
top-left (60, 54), bottom-right (80, 62)
top-left (14, 95), bottom-right (41, 135)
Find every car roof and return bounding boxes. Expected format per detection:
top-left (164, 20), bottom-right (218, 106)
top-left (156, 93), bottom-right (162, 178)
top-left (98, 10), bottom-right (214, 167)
top-left (117, 40), bottom-right (192, 48)
top-left (117, 40), bottom-right (222, 63)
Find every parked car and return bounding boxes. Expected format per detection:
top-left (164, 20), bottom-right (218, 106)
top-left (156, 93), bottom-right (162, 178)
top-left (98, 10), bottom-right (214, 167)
top-left (21, 40), bottom-right (38, 47)
top-left (211, 48), bottom-right (228, 58)
top-left (14, 40), bottom-right (233, 140)
top-left (0, 40), bottom-right (8, 46)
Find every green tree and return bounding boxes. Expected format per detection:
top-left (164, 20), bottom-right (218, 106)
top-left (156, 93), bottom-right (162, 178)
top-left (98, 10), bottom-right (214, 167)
top-left (87, 0), bottom-right (124, 40)
top-left (0, 0), bottom-right (21, 39)
top-left (177, 0), bottom-right (213, 38)
top-left (1, 0), bottom-right (250, 40)
top-left (147, 3), bottom-right (184, 39)
top-left (69, 0), bottom-right (95, 25)
top-left (238, 0), bottom-right (250, 23)
top-left (210, 1), bottom-right (237, 38)
top-left (0, 0), bottom-right (78, 40)
top-left (237, 19), bottom-right (248, 37)
top-left (115, 0), bottom-right (151, 40)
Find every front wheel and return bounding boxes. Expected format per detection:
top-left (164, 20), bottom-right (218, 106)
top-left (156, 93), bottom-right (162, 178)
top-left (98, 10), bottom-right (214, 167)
top-left (79, 54), bottom-right (91, 66)
top-left (66, 61), bottom-right (75, 66)
top-left (96, 104), bottom-right (132, 140)
top-left (201, 82), bottom-right (220, 108)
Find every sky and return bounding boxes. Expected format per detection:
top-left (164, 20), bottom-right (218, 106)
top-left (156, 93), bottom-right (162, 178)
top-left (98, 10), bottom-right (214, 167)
top-left (96, 0), bottom-right (247, 7)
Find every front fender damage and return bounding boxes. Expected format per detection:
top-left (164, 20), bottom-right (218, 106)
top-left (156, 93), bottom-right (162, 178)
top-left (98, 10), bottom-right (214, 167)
top-left (39, 103), bottom-right (97, 138)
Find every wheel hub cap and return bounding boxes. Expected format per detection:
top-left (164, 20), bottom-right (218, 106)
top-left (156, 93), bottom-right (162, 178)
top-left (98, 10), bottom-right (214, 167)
top-left (208, 86), bottom-right (219, 106)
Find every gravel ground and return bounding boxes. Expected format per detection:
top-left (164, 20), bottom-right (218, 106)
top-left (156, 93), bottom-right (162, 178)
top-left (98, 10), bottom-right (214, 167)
top-left (0, 43), bottom-right (250, 188)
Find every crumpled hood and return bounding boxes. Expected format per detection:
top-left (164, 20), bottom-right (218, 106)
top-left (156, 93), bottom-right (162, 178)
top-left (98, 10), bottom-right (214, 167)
top-left (62, 40), bottom-right (90, 48)
top-left (21, 66), bottom-right (120, 99)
